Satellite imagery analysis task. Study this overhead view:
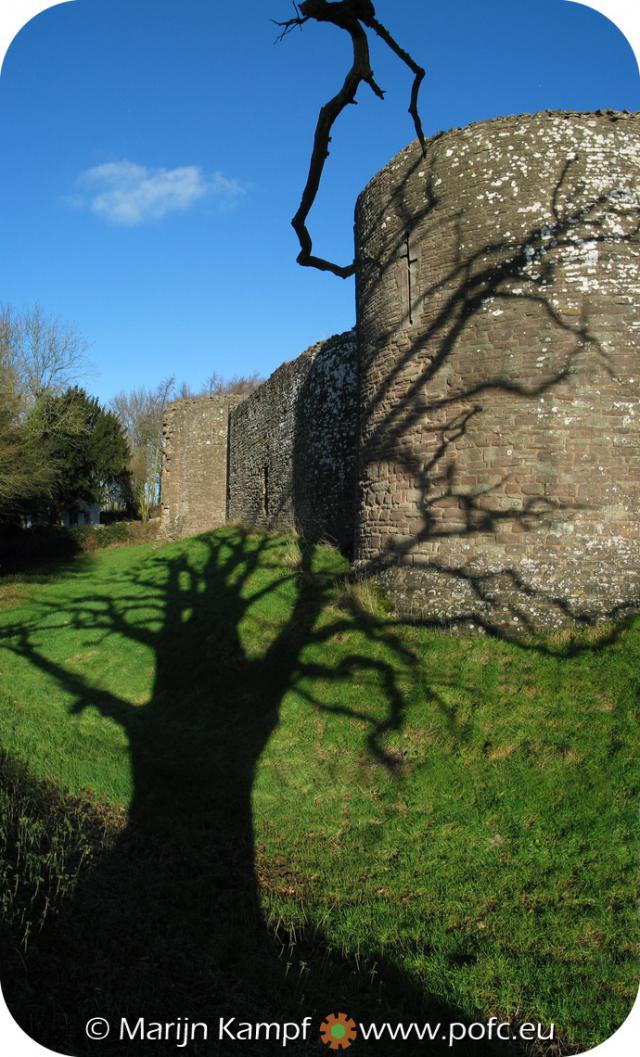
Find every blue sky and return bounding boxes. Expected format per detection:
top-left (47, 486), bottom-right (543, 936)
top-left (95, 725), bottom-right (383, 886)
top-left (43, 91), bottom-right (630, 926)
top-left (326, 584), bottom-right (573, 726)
top-left (0, 0), bottom-right (638, 405)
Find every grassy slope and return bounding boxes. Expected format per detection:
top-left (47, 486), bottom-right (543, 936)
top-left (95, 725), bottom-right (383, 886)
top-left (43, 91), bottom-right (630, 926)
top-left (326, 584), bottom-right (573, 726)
top-left (0, 528), bottom-right (638, 1052)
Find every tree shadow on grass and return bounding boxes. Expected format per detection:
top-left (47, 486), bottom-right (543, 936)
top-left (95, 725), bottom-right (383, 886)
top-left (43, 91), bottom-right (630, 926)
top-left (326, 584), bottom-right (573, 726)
top-left (0, 527), bottom-right (535, 1056)
top-left (3, 138), bottom-right (638, 1056)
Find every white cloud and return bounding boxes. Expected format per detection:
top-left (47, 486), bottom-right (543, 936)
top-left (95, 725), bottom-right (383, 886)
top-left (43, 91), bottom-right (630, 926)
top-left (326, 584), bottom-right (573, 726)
top-left (71, 161), bottom-right (246, 225)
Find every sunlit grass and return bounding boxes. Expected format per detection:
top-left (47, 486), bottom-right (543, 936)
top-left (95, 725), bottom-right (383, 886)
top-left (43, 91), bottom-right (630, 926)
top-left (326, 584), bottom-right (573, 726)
top-left (0, 527), bottom-right (638, 1052)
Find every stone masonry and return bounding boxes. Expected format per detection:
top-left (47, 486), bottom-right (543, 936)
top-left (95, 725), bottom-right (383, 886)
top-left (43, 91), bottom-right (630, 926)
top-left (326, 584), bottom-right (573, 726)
top-left (227, 332), bottom-right (357, 550)
top-left (355, 110), bottom-right (640, 629)
top-left (160, 110), bottom-right (639, 630)
top-left (159, 395), bottom-right (243, 540)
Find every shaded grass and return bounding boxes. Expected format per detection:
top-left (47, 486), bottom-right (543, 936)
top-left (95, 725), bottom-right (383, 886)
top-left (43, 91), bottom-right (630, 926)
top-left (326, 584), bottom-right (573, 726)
top-left (0, 527), bottom-right (638, 1053)
top-left (0, 752), bottom-right (124, 951)
top-left (0, 518), bottom-right (160, 576)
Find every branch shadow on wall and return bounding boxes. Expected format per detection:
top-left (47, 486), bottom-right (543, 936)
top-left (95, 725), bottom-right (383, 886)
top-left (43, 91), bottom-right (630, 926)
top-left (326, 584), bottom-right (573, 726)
top-left (340, 143), bottom-right (640, 634)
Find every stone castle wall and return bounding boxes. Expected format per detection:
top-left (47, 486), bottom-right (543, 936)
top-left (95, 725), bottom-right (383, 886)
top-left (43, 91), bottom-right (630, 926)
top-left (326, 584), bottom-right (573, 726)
top-left (159, 333), bottom-right (357, 550)
top-left (354, 110), bottom-right (640, 629)
top-left (228, 331), bottom-right (357, 551)
top-left (159, 395), bottom-right (242, 540)
top-left (159, 110), bottom-right (639, 630)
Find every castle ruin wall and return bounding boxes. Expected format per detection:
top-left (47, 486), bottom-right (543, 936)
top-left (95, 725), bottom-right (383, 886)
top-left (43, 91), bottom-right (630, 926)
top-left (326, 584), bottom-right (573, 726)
top-left (159, 110), bottom-right (639, 631)
top-left (159, 395), bottom-right (242, 541)
top-left (228, 331), bottom-right (357, 551)
top-left (354, 110), bottom-right (640, 629)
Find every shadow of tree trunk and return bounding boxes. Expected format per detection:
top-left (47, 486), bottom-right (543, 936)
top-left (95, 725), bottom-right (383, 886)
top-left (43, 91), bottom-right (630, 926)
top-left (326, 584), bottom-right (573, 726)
top-left (1, 529), bottom-right (514, 1056)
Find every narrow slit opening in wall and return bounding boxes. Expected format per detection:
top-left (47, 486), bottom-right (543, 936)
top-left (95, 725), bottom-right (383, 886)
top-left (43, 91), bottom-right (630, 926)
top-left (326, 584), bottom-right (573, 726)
top-left (398, 230), bottom-right (418, 326)
top-left (262, 464), bottom-right (269, 518)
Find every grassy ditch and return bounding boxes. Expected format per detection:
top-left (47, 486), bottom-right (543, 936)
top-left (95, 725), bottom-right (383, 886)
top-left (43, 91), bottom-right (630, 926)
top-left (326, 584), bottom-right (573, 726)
top-left (0, 527), bottom-right (638, 1054)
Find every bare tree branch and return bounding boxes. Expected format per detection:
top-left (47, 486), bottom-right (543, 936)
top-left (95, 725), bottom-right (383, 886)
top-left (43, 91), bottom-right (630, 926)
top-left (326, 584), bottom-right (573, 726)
top-left (0, 303), bottom-right (89, 405)
top-left (272, 1), bottom-right (309, 41)
top-left (367, 15), bottom-right (426, 150)
top-left (276, 1), bottom-right (427, 278)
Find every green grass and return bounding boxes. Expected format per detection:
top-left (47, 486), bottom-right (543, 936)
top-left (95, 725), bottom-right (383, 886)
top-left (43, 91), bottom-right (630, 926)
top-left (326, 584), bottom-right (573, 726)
top-left (0, 527), bottom-right (638, 1054)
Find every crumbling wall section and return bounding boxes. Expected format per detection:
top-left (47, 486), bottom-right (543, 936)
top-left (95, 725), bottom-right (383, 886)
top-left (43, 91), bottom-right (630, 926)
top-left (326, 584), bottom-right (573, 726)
top-left (228, 331), bottom-right (357, 551)
top-left (159, 396), bottom-right (242, 540)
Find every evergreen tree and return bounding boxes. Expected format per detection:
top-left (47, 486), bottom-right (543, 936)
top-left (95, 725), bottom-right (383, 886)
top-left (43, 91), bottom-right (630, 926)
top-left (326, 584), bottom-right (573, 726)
top-left (27, 388), bottom-right (131, 520)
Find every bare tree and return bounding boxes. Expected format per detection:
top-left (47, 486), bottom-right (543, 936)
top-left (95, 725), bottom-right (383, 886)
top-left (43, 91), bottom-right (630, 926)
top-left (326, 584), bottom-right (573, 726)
top-left (0, 303), bottom-right (89, 404)
top-left (203, 370), bottom-right (263, 397)
top-left (173, 372), bottom-right (263, 400)
top-left (275, 0), bottom-right (426, 277)
top-left (111, 378), bottom-right (175, 520)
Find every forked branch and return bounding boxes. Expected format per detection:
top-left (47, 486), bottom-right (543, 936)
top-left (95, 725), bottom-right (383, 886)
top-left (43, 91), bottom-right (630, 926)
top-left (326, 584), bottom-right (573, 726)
top-left (275, 1), bottom-right (426, 277)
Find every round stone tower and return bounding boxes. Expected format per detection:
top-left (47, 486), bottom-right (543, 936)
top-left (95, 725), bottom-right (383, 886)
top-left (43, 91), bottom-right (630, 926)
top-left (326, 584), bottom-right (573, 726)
top-left (355, 110), bottom-right (640, 630)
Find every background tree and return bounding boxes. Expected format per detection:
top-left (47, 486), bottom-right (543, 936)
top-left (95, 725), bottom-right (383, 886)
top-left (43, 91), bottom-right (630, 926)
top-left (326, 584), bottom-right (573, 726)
top-left (0, 305), bottom-right (90, 524)
top-left (202, 370), bottom-right (263, 398)
top-left (111, 379), bottom-right (174, 521)
top-left (27, 388), bottom-right (130, 523)
top-left (0, 303), bottom-right (89, 403)
top-left (0, 374), bottom-right (53, 521)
